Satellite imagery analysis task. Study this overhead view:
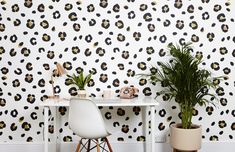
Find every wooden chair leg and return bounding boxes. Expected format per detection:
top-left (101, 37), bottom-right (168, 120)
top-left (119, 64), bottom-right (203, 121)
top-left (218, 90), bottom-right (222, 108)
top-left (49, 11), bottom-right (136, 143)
top-left (104, 137), bottom-right (113, 152)
top-left (75, 139), bottom-right (82, 152)
top-left (96, 139), bottom-right (101, 152)
top-left (87, 139), bottom-right (91, 152)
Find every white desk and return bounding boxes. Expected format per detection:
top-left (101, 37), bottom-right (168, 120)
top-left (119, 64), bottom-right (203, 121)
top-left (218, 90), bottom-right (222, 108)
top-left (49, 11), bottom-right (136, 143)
top-left (40, 97), bottom-right (159, 152)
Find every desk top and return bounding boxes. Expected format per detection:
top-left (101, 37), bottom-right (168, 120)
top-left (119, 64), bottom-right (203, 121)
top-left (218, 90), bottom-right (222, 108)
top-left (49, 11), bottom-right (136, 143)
top-left (39, 97), bottom-right (159, 107)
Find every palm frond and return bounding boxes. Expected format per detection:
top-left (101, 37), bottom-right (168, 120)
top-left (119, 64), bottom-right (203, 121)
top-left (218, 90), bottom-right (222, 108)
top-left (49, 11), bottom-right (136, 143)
top-left (138, 42), bottom-right (222, 129)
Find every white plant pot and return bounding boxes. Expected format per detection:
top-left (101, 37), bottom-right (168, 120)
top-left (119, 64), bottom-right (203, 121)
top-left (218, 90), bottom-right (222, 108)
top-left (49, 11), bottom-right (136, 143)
top-left (77, 90), bottom-right (87, 98)
top-left (170, 123), bottom-right (202, 151)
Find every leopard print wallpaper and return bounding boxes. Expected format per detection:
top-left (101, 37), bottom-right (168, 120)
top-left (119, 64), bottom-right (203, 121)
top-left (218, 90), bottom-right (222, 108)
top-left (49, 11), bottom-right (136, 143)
top-left (0, 0), bottom-right (235, 143)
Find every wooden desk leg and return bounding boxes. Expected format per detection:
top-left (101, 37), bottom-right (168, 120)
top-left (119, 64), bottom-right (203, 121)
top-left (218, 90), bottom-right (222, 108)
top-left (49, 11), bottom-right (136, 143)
top-left (44, 106), bottom-right (49, 152)
top-left (150, 105), bottom-right (156, 152)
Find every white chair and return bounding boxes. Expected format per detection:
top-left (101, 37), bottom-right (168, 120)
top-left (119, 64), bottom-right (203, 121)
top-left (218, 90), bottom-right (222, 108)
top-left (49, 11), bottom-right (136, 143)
top-left (69, 98), bottom-right (113, 152)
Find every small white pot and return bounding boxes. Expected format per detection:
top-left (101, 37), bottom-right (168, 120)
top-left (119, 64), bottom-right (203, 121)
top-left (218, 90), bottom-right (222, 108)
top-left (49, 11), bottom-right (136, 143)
top-left (77, 90), bottom-right (87, 98)
top-left (170, 123), bottom-right (202, 151)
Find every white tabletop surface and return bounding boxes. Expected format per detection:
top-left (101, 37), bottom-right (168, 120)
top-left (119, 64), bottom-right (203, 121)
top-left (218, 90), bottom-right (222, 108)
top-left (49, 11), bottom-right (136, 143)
top-left (39, 97), bottom-right (159, 107)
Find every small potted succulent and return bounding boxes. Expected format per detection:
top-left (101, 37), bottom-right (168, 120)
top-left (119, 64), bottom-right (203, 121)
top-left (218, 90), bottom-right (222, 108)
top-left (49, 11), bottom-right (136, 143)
top-left (140, 42), bottom-right (224, 152)
top-left (67, 71), bottom-right (92, 98)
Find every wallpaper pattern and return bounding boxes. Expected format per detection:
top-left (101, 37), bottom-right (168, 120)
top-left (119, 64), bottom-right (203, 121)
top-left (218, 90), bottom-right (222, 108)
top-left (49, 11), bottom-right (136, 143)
top-left (0, 0), bottom-right (235, 143)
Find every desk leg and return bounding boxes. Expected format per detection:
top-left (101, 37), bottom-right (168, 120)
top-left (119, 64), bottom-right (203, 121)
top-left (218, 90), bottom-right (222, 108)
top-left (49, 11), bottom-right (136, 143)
top-left (53, 107), bottom-right (59, 152)
top-left (143, 106), bottom-right (149, 152)
top-left (150, 106), bottom-right (155, 152)
top-left (44, 106), bottom-right (49, 152)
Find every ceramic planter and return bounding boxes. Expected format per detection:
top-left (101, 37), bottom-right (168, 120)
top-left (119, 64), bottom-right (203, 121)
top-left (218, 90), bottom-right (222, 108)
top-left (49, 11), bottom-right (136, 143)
top-left (77, 90), bottom-right (86, 98)
top-left (170, 123), bottom-right (202, 152)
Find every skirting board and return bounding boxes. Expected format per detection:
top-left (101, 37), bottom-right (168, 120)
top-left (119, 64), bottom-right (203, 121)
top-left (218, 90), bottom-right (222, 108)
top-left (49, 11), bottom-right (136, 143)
top-left (0, 142), bottom-right (235, 152)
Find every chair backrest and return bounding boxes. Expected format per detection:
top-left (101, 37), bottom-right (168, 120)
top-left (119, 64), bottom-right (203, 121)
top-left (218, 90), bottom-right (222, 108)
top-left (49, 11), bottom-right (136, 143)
top-left (68, 98), bottom-right (110, 139)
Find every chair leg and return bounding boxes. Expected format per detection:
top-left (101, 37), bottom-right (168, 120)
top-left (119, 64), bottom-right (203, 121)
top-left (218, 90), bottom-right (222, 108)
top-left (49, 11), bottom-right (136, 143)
top-left (87, 139), bottom-right (91, 152)
top-left (75, 139), bottom-right (82, 152)
top-left (104, 137), bottom-right (113, 152)
top-left (96, 139), bottom-right (101, 152)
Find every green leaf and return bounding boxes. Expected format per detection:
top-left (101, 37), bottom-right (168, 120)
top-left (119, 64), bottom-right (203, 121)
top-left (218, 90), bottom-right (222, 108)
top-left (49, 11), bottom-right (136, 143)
top-left (138, 42), bottom-right (223, 129)
top-left (66, 71), bottom-right (92, 90)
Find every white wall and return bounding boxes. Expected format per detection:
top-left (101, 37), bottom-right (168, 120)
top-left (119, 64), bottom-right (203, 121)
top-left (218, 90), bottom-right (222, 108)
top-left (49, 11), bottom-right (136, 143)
top-left (0, 0), bottom-right (235, 144)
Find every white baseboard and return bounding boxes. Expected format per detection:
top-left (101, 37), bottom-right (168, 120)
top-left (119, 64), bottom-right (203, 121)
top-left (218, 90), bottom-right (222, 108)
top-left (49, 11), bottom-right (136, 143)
top-left (0, 142), bottom-right (235, 152)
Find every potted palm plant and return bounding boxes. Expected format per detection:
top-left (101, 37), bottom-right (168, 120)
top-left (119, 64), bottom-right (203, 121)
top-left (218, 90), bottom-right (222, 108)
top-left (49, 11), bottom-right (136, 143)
top-left (141, 42), bottom-right (223, 152)
top-left (67, 71), bottom-right (92, 98)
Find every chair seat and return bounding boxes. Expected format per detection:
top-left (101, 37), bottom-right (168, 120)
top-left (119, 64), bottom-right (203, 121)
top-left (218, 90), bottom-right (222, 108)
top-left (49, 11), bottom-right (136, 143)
top-left (79, 131), bottom-right (111, 139)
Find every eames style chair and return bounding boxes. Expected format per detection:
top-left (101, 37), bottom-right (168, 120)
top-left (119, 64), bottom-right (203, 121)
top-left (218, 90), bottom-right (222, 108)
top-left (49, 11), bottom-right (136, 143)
top-left (69, 98), bottom-right (113, 152)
